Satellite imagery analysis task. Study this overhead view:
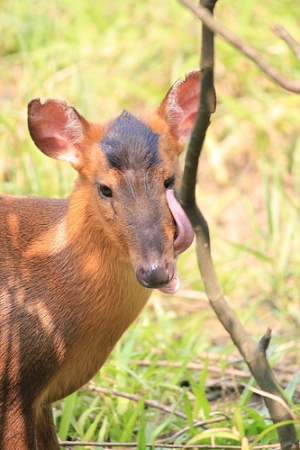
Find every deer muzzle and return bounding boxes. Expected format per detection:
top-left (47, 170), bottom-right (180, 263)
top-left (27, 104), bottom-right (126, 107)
top-left (134, 190), bottom-right (194, 294)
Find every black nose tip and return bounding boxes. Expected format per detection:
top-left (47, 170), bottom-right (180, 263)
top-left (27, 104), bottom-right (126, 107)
top-left (136, 262), bottom-right (174, 289)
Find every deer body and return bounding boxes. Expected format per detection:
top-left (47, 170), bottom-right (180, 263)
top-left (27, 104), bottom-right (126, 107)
top-left (0, 71), bottom-right (200, 449)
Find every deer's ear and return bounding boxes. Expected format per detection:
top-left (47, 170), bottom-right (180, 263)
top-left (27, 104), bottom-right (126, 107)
top-left (28, 98), bottom-right (89, 167)
top-left (157, 70), bottom-right (207, 144)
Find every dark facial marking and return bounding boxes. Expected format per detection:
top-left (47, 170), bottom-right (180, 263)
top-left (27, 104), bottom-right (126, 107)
top-left (100, 111), bottom-right (160, 171)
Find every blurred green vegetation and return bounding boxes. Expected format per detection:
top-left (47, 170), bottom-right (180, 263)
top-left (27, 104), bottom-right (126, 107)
top-left (1, 0), bottom-right (299, 447)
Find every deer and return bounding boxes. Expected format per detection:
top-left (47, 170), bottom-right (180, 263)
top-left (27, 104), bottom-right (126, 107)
top-left (0, 70), bottom-right (200, 449)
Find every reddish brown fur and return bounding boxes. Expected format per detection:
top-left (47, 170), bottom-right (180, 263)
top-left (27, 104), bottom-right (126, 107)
top-left (0, 71), bottom-right (200, 449)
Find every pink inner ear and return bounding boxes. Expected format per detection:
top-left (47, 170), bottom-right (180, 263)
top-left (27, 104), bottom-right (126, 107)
top-left (165, 70), bottom-right (201, 143)
top-left (28, 98), bottom-right (83, 164)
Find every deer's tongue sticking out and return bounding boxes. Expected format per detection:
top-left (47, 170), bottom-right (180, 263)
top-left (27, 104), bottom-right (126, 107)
top-left (159, 189), bottom-right (194, 295)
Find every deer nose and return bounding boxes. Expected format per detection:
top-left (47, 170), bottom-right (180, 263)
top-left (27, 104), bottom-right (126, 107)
top-left (136, 262), bottom-right (174, 289)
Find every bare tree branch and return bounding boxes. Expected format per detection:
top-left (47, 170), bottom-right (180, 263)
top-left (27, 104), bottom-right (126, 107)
top-left (273, 24), bottom-right (300, 63)
top-left (58, 441), bottom-right (283, 449)
top-left (178, 0), bottom-right (300, 94)
top-left (179, 0), bottom-right (300, 449)
top-left (89, 385), bottom-right (188, 420)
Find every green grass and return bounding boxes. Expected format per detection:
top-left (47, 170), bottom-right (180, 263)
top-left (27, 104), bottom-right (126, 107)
top-left (1, 0), bottom-right (300, 447)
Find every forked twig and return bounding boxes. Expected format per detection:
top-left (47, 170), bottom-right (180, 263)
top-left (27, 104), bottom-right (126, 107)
top-left (272, 24), bottom-right (300, 63)
top-left (178, 0), bottom-right (300, 94)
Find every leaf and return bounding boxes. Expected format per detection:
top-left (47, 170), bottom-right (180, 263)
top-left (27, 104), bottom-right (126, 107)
top-left (285, 370), bottom-right (300, 400)
top-left (184, 427), bottom-right (241, 448)
top-left (183, 389), bottom-right (196, 433)
top-left (137, 408), bottom-right (147, 450)
top-left (120, 396), bottom-right (146, 442)
top-left (250, 420), bottom-right (296, 449)
top-left (57, 392), bottom-right (78, 441)
top-left (234, 409), bottom-right (245, 439)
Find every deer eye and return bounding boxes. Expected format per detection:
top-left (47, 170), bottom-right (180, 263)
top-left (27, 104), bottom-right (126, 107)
top-left (98, 184), bottom-right (113, 198)
top-left (164, 175), bottom-right (175, 189)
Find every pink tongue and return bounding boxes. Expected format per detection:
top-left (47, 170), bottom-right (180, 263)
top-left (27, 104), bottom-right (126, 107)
top-left (165, 190), bottom-right (194, 256)
top-left (159, 190), bottom-right (194, 294)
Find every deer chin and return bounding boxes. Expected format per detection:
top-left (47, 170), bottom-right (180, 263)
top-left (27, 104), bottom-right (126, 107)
top-left (158, 257), bottom-right (180, 294)
top-left (159, 189), bottom-right (194, 295)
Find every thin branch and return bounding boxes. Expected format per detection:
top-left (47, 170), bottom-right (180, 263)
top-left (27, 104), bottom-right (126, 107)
top-left (89, 386), bottom-right (231, 426)
top-left (273, 24), bottom-right (300, 63)
top-left (259, 328), bottom-right (272, 352)
top-left (58, 442), bottom-right (282, 449)
top-left (154, 417), bottom-right (227, 444)
top-left (179, 0), bottom-right (299, 449)
top-left (135, 359), bottom-right (250, 378)
top-left (89, 385), bottom-right (188, 421)
top-left (178, 0), bottom-right (300, 94)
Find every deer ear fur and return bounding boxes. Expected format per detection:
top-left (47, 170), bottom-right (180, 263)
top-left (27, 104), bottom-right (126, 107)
top-left (157, 70), bottom-right (203, 144)
top-left (28, 98), bottom-right (88, 166)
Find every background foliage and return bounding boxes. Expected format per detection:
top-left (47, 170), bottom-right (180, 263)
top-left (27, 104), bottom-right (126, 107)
top-left (0, 0), bottom-right (299, 447)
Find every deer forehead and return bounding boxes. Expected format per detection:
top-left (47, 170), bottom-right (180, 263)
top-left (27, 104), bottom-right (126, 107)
top-left (99, 111), bottom-right (168, 172)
